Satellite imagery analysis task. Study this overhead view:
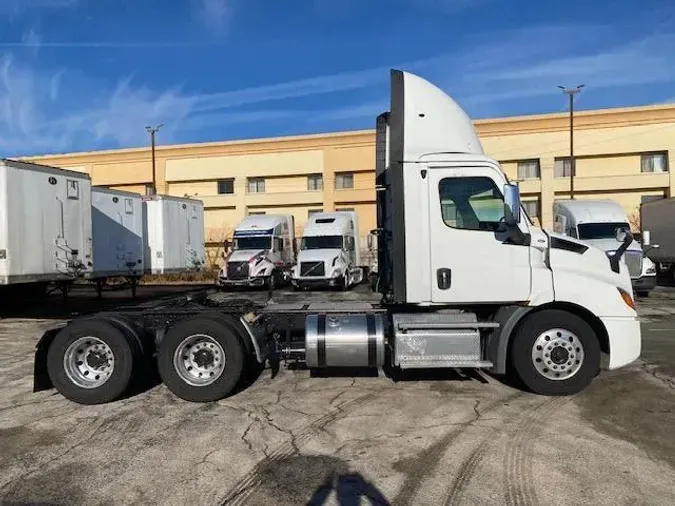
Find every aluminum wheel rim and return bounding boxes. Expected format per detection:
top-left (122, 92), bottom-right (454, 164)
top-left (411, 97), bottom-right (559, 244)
top-left (531, 328), bottom-right (585, 381)
top-left (64, 336), bottom-right (115, 389)
top-left (173, 334), bottom-right (225, 386)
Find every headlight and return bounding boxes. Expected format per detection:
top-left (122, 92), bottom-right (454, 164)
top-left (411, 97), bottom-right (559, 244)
top-left (646, 266), bottom-right (656, 274)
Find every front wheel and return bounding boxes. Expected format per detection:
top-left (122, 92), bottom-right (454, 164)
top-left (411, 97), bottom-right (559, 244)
top-left (157, 316), bottom-right (245, 402)
top-left (510, 309), bottom-right (600, 396)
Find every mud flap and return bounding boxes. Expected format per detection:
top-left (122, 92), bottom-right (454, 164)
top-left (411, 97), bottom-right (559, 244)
top-left (33, 325), bottom-right (67, 392)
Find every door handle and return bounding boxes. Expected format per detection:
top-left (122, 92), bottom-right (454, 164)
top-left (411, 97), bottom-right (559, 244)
top-left (437, 268), bottom-right (451, 290)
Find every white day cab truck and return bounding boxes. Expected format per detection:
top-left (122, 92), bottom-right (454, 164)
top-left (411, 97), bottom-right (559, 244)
top-left (553, 199), bottom-right (657, 296)
top-left (0, 159), bottom-right (93, 300)
top-left (33, 69), bottom-right (641, 405)
top-left (292, 211), bottom-right (364, 290)
top-left (217, 214), bottom-right (295, 289)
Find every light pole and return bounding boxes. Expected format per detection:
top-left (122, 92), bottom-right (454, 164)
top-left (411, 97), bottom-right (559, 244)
top-left (145, 124), bottom-right (163, 195)
top-left (557, 85), bottom-right (584, 199)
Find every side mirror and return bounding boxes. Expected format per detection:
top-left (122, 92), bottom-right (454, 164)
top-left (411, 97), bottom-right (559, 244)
top-left (615, 227), bottom-right (629, 243)
top-left (220, 251), bottom-right (226, 259)
top-left (223, 239), bottom-right (231, 250)
top-left (367, 234), bottom-right (373, 249)
top-left (503, 184), bottom-right (521, 226)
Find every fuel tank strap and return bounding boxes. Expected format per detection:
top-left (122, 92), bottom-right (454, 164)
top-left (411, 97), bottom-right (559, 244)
top-left (317, 314), bottom-right (327, 366)
top-left (366, 314), bottom-right (377, 367)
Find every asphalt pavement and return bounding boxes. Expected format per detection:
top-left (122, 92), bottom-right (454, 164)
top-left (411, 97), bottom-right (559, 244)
top-left (0, 284), bottom-right (674, 505)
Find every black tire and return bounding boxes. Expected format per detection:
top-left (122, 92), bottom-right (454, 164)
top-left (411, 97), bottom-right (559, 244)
top-left (341, 274), bottom-right (350, 291)
top-left (157, 316), bottom-right (245, 402)
top-left (266, 272), bottom-right (276, 291)
top-left (47, 319), bottom-right (135, 404)
top-left (509, 309), bottom-right (601, 396)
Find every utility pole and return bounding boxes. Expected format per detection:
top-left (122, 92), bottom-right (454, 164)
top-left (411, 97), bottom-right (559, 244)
top-left (557, 85), bottom-right (584, 199)
top-left (145, 124), bottom-right (163, 195)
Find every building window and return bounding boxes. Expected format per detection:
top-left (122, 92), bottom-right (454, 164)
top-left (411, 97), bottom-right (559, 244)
top-left (247, 177), bottom-right (265, 193)
top-left (641, 153), bottom-right (668, 173)
top-left (335, 172), bottom-right (354, 189)
top-left (307, 174), bottom-right (323, 191)
top-left (522, 199), bottom-right (541, 224)
top-left (517, 159), bottom-right (540, 179)
top-left (217, 178), bottom-right (234, 194)
top-left (554, 157), bottom-right (572, 178)
top-left (308, 209), bottom-right (323, 217)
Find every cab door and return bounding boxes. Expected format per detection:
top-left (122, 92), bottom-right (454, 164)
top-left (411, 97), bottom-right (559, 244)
top-left (427, 167), bottom-right (532, 303)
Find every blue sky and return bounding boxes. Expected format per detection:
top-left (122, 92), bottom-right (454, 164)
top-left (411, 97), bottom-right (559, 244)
top-left (1, 0), bottom-right (674, 156)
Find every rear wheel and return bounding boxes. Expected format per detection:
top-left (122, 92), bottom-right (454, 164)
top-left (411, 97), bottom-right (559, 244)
top-left (47, 319), bottom-right (136, 404)
top-left (510, 309), bottom-right (600, 396)
top-left (158, 316), bottom-right (245, 402)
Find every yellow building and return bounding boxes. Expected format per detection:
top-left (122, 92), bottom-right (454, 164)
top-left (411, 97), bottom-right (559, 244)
top-left (24, 102), bottom-right (675, 265)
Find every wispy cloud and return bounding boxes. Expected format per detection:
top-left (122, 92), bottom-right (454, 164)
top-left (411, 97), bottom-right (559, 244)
top-left (21, 28), bottom-right (42, 55)
top-left (0, 0), bottom-right (78, 17)
top-left (3, 19), bottom-right (675, 155)
top-left (0, 40), bottom-right (220, 48)
top-left (194, 0), bottom-right (233, 36)
top-left (410, 0), bottom-right (494, 14)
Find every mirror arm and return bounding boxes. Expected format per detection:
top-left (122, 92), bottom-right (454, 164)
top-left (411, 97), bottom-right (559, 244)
top-left (610, 230), bottom-right (634, 273)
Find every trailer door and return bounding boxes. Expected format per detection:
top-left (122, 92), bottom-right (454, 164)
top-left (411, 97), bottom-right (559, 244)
top-left (427, 167), bottom-right (531, 303)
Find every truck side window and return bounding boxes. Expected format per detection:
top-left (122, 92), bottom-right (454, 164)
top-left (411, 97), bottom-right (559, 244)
top-left (439, 177), bottom-right (504, 232)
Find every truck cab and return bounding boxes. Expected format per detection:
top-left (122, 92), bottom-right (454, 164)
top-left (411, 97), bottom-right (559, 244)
top-left (291, 211), bottom-right (364, 290)
top-left (553, 199), bottom-right (657, 296)
top-left (217, 214), bottom-right (295, 289)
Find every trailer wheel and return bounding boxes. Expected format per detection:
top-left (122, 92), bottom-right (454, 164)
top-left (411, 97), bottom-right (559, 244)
top-left (158, 317), bottom-right (244, 402)
top-left (509, 309), bottom-right (600, 396)
top-left (47, 320), bottom-right (135, 404)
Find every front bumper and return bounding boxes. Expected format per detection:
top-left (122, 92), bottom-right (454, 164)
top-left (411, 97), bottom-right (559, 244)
top-left (292, 276), bottom-right (341, 288)
top-left (601, 316), bottom-right (641, 370)
top-left (631, 275), bottom-right (657, 293)
top-left (217, 276), bottom-right (267, 287)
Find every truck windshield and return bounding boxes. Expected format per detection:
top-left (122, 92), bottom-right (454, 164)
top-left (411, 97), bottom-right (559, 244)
top-left (577, 222), bottom-right (630, 240)
top-left (233, 236), bottom-right (272, 250)
top-left (301, 236), bottom-right (343, 250)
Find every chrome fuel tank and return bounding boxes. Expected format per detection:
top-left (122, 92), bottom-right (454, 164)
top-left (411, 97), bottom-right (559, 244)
top-left (305, 314), bottom-right (385, 368)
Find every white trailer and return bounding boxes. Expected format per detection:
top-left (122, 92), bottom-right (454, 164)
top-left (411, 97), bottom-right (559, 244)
top-left (143, 195), bottom-right (205, 275)
top-left (217, 214), bottom-right (295, 289)
top-left (89, 187), bottom-right (145, 296)
top-left (292, 211), bottom-right (364, 290)
top-left (34, 69), bottom-right (642, 405)
top-left (0, 159), bottom-right (92, 295)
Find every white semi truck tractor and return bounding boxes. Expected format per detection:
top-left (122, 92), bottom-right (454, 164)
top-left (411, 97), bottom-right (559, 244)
top-left (33, 69), bottom-right (641, 404)
top-left (292, 211), bottom-right (364, 290)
